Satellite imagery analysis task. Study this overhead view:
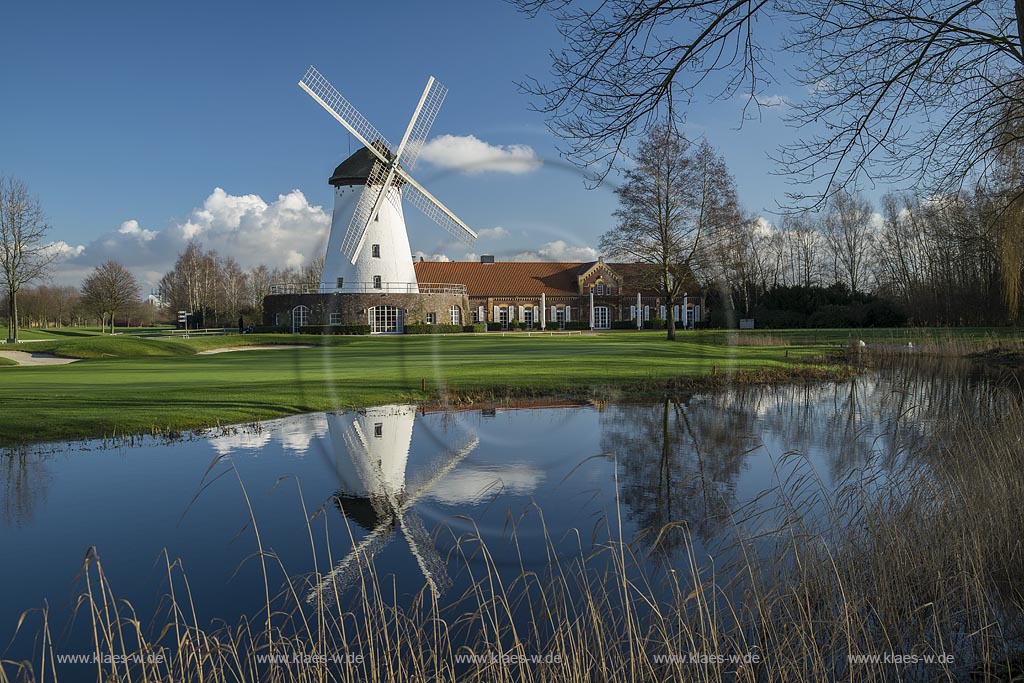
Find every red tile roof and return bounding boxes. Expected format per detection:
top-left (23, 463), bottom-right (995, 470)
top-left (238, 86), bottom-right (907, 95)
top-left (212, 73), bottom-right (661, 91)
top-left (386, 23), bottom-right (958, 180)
top-left (413, 261), bottom-right (586, 296)
top-left (414, 261), bottom-right (701, 298)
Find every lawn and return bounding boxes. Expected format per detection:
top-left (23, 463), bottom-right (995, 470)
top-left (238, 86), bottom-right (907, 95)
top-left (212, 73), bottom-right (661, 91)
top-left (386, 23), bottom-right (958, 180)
top-left (0, 330), bottom-right (846, 444)
top-left (2, 326), bottom-right (1017, 445)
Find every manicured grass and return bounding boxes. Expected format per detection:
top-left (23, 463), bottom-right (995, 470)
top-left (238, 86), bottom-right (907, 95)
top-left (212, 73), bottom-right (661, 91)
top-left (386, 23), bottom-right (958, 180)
top-left (2, 326), bottom-right (1017, 445)
top-left (0, 331), bottom-right (839, 444)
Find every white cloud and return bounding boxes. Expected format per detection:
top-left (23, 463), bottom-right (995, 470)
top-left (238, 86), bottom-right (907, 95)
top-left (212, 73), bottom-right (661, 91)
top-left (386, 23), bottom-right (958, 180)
top-left (477, 226), bottom-right (509, 240)
top-left (412, 251), bottom-right (452, 262)
top-left (509, 239), bottom-right (598, 262)
top-left (420, 134), bottom-right (542, 174)
top-left (118, 219), bottom-right (157, 241)
top-left (52, 188), bottom-right (330, 289)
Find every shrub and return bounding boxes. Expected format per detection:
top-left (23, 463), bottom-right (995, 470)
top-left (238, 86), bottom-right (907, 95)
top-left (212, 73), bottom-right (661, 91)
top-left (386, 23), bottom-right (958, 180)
top-left (565, 321), bottom-right (591, 330)
top-left (486, 322), bottom-right (504, 331)
top-left (404, 324), bottom-right (463, 335)
top-left (298, 324), bottom-right (370, 335)
top-left (643, 318), bottom-right (667, 330)
top-left (611, 320), bottom-right (639, 329)
top-left (250, 325), bottom-right (290, 334)
top-left (864, 299), bottom-right (908, 327)
top-left (462, 323), bottom-right (486, 333)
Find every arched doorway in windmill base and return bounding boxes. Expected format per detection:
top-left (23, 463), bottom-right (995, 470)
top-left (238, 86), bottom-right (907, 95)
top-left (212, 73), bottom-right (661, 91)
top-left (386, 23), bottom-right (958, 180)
top-left (368, 305), bottom-right (404, 334)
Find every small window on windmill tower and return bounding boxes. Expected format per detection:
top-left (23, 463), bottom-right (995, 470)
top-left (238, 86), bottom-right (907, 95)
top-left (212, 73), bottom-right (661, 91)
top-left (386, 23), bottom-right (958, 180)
top-left (372, 244), bottom-right (380, 258)
top-left (374, 423), bottom-right (383, 438)
top-left (336, 277), bottom-right (344, 289)
top-left (373, 275), bottom-right (382, 289)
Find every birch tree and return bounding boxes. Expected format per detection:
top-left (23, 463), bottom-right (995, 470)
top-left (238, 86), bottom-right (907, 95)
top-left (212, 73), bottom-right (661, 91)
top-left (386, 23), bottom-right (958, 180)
top-left (80, 261), bottom-right (140, 334)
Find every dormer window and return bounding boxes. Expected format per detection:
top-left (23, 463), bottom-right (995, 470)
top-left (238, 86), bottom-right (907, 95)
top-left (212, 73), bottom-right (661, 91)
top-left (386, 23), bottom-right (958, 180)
top-left (597, 282), bottom-right (605, 295)
top-left (371, 244), bottom-right (380, 258)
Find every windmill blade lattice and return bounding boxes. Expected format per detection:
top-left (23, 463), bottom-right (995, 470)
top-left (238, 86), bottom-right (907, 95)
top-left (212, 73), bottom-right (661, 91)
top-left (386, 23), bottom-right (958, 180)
top-left (402, 181), bottom-right (477, 246)
top-left (299, 66), bottom-right (393, 159)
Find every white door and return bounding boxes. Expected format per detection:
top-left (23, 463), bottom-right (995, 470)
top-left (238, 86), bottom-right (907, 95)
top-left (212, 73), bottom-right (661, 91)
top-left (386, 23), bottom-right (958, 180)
top-left (499, 307), bottom-right (510, 330)
top-left (368, 305), bottom-right (403, 334)
top-left (593, 306), bottom-right (610, 329)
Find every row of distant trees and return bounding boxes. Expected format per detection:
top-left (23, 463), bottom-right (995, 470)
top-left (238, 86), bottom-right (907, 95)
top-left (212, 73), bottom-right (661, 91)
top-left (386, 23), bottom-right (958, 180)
top-left (0, 173), bottom-right (324, 340)
top-left (155, 243), bottom-right (323, 327)
top-left (601, 124), bottom-right (1024, 332)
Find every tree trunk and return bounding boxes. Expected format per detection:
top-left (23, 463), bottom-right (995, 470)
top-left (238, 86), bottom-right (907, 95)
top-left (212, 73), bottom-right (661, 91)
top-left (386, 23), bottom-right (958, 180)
top-left (665, 292), bottom-right (676, 341)
top-left (7, 291), bottom-right (17, 343)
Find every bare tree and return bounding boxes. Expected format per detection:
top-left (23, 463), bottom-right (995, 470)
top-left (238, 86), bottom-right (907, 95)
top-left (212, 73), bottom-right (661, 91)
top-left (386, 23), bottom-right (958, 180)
top-left (513, 0), bottom-right (1024, 204)
top-left (81, 261), bottom-right (140, 334)
top-left (0, 176), bottom-right (57, 342)
top-left (822, 191), bottom-right (876, 294)
top-left (600, 125), bottom-right (738, 339)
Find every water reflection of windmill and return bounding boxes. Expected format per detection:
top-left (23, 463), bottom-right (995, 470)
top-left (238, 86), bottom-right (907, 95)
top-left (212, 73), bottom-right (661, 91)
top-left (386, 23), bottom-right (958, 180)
top-left (309, 405), bottom-right (479, 604)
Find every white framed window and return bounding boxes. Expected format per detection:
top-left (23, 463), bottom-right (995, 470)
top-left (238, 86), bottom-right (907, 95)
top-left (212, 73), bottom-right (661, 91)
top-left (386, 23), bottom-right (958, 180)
top-left (371, 244), bottom-right (380, 258)
top-left (329, 312), bottom-right (342, 325)
top-left (291, 305), bottom-right (309, 330)
top-left (426, 312), bottom-right (436, 324)
top-left (498, 307), bottom-right (510, 330)
top-left (555, 307), bottom-right (566, 329)
top-left (523, 307), bottom-right (533, 328)
top-left (593, 306), bottom-right (610, 329)
top-left (368, 305), bottom-right (403, 334)
top-left (472, 308), bottom-right (479, 323)
top-left (373, 275), bottom-right (382, 289)
top-left (597, 282), bottom-right (605, 295)
top-left (450, 306), bottom-right (461, 325)
top-left (374, 423), bottom-right (383, 438)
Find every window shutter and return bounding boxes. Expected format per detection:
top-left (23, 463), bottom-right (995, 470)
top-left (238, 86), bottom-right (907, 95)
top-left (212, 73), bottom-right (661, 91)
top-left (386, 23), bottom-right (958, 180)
top-left (518, 305), bottom-right (525, 320)
top-left (550, 305), bottom-right (556, 320)
top-left (644, 305), bottom-right (650, 321)
top-left (493, 305), bottom-right (500, 321)
top-left (630, 305), bottom-right (636, 320)
top-left (478, 305), bottom-right (485, 321)
top-left (533, 306), bottom-right (539, 321)
top-left (694, 305), bottom-right (701, 323)
top-left (660, 305), bottom-right (666, 319)
top-left (565, 306), bottom-right (571, 322)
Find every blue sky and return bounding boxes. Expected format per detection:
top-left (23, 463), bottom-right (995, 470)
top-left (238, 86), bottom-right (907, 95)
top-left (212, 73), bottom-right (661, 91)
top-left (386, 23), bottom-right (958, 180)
top-left (0, 0), bottom-right (806, 286)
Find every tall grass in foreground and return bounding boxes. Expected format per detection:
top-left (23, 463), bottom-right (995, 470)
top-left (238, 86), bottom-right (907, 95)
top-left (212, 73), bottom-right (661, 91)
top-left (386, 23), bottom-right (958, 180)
top-left (3, 405), bottom-right (1024, 683)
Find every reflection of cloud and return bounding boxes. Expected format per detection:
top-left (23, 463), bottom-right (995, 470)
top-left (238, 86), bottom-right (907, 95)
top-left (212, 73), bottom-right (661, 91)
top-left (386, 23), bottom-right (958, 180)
top-left (209, 414), bottom-right (328, 456)
top-left (425, 464), bottom-right (543, 504)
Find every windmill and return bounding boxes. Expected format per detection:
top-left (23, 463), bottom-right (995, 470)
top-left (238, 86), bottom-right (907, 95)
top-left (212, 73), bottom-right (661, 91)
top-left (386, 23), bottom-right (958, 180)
top-left (299, 66), bottom-right (477, 294)
top-left (309, 406), bottom-right (480, 604)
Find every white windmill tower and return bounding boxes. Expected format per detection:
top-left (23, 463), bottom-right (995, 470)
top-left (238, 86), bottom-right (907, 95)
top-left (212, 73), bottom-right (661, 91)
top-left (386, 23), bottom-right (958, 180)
top-left (312, 406), bottom-right (480, 603)
top-left (298, 67), bottom-right (477, 294)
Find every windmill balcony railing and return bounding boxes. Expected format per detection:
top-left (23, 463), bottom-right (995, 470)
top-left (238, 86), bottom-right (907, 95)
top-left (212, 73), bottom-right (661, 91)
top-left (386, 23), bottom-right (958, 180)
top-left (270, 281), bottom-right (467, 295)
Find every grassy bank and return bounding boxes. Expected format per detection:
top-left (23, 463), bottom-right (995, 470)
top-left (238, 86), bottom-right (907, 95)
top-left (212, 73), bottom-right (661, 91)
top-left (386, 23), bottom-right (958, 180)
top-left (0, 331), bottom-right (852, 444)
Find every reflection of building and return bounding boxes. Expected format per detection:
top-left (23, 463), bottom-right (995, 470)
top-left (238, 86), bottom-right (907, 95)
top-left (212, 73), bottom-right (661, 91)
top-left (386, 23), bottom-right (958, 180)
top-left (311, 405), bottom-right (479, 603)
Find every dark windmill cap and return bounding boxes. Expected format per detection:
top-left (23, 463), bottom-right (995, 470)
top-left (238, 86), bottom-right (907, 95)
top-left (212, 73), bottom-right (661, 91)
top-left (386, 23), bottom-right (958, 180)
top-left (329, 140), bottom-right (399, 187)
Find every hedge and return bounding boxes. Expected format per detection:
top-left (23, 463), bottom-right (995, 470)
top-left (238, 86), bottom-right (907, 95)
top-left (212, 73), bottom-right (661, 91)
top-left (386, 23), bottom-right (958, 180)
top-left (298, 324), bottom-right (371, 335)
top-left (463, 323), bottom-right (487, 333)
top-left (564, 321), bottom-right (591, 330)
top-left (611, 320), bottom-right (639, 329)
top-left (404, 324), bottom-right (464, 335)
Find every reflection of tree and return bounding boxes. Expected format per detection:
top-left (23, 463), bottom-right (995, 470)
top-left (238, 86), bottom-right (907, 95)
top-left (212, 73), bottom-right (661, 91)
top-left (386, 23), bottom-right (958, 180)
top-left (601, 399), bottom-right (748, 551)
top-left (1, 449), bottom-right (51, 527)
top-left (601, 361), bottom-right (1024, 553)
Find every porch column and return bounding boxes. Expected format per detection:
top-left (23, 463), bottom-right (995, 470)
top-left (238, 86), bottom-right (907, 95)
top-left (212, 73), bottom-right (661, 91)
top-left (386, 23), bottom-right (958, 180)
top-left (541, 291), bottom-right (546, 329)
top-left (636, 292), bottom-right (642, 330)
top-left (589, 289), bottom-right (595, 330)
top-left (683, 293), bottom-right (689, 329)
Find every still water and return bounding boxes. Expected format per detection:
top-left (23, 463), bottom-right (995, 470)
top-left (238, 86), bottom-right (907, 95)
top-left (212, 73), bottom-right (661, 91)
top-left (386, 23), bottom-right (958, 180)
top-left (1, 359), bottom-right (1020, 669)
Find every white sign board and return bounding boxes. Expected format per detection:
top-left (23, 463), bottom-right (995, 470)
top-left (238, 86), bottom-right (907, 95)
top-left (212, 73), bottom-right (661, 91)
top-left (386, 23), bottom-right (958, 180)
top-left (739, 318), bottom-right (755, 330)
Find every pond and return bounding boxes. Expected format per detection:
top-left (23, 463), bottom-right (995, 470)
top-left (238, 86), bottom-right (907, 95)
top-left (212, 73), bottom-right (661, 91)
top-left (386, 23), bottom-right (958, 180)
top-left (1, 358), bottom-right (1022, 679)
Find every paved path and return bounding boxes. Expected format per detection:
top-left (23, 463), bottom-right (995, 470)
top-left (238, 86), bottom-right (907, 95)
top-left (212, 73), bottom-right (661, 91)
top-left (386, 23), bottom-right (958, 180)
top-left (196, 344), bottom-right (315, 355)
top-left (0, 350), bottom-right (79, 366)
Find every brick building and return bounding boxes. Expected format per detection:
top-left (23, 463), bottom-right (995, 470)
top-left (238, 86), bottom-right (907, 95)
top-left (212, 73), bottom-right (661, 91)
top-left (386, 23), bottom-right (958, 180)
top-left (263, 256), bottom-right (705, 333)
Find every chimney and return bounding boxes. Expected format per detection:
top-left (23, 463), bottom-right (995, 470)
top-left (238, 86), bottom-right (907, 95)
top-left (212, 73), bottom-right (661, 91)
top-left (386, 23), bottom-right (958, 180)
top-left (419, 256), bottom-right (424, 262)
top-left (480, 255), bottom-right (495, 264)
